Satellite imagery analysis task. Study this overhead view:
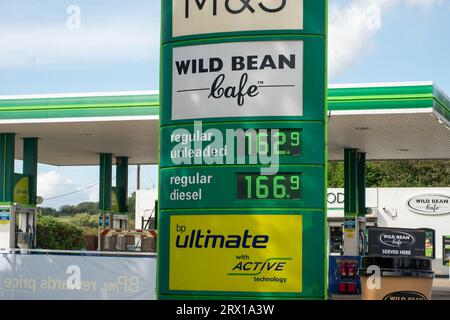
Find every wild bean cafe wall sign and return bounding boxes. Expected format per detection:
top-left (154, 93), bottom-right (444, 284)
top-left (407, 194), bottom-right (450, 216)
top-left (368, 228), bottom-right (426, 258)
top-left (159, 0), bottom-right (327, 300)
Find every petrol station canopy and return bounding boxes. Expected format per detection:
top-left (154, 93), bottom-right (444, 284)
top-left (0, 81), bottom-right (448, 166)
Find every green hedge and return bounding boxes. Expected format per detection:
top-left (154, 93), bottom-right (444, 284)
top-left (36, 215), bottom-right (86, 250)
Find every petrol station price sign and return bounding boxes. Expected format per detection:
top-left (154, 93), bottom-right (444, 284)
top-left (159, 0), bottom-right (327, 300)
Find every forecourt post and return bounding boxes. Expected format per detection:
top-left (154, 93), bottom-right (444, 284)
top-left (158, 0), bottom-right (328, 299)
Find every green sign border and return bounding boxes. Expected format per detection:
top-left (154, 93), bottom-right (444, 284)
top-left (157, 209), bottom-right (326, 299)
top-left (160, 35), bottom-right (326, 126)
top-left (161, 0), bottom-right (326, 44)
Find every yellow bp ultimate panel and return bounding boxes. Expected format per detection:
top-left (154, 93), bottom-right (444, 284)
top-left (169, 214), bottom-right (302, 293)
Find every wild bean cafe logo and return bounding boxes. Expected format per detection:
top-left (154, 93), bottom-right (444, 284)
top-left (175, 225), bottom-right (292, 284)
top-left (171, 41), bottom-right (302, 120)
top-left (383, 291), bottom-right (427, 301)
top-left (378, 231), bottom-right (416, 248)
top-left (174, 52), bottom-right (296, 106)
top-left (407, 194), bottom-right (450, 216)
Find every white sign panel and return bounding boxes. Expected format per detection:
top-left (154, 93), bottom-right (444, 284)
top-left (173, 0), bottom-right (304, 37)
top-left (135, 189), bottom-right (158, 229)
top-left (327, 188), bottom-right (378, 209)
top-left (407, 194), bottom-right (450, 216)
top-left (172, 41), bottom-right (303, 120)
top-left (0, 254), bottom-right (156, 300)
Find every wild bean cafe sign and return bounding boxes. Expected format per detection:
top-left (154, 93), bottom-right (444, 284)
top-left (368, 228), bottom-right (426, 257)
top-left (171, 41), bottom-right (303, 120)
top-left (407, 194), bottom-right (450, 216)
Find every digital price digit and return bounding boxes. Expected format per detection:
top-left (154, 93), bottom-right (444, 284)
top-left (236, 173), bottom-right (301, 200)
top-left (244, 129), bottom-right (301, 157)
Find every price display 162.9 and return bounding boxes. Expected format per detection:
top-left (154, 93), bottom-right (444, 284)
top-left (243, 129), bottom-right (302, 157)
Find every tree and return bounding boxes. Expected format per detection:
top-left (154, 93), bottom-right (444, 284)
top-left (126, 192), bottom-right (136, 230)
top-left (71, 213), bottom-right (98, 228)
top-left (36, 215), bottom-right (86, 250)
top-left (378, 160), bottom-right (450, 187)
top-left (59, 205), bottom-right (76, 216)
top-left (328, 159), bottom-right (449, 188)
top-left (366, 162), bottom-right (385, 187)
top-left (328, 162), bottom-right (345, 187)
top-left (38, 207), bottom-right (58, 216)
top-left (74, 202), bottom-right (101, 215)
top-left (128, 192), bottom-right (136, 217)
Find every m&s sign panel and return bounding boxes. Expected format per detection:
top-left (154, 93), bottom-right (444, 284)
top-left (172, 0), bottom-right (304, 37)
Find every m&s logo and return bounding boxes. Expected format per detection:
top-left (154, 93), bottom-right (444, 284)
top-left (184, 0), bottom-right (287, 18)
top-left (172, 0), bottom-right (303, 38)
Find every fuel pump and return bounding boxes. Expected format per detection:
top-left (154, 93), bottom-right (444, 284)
top-left (358, 216), bottom-right (367, 256)
top-left (15, 205), bottom-right (37, 249)
top-left (98, 212), bottom-right (129, 251)
top-left (98, 212), bottom-right (113, 250)
top-left (0, 204), bottom-right (37, 251)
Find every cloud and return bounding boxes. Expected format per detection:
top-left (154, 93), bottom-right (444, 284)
top-left (328, 0), bottom-right (444, 80)
top-left (88, 185), bottom-right (99, 203)
top-left (37, 170), bottom-right (76, 200)
top-left (0, 1), bottom-right (443, 80)
top-left (404, 0), bottom-right (444, 9)
top-left (0, 22), bottom-right (159, 69)
top-left (37, 170), bottom-right (98, 208)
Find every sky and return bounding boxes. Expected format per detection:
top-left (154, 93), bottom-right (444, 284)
top-left (1, 0), bottom-right (449, 208)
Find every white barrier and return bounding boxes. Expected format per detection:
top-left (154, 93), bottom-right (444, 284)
top-left (0, 250), bottom-right (156, 300)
